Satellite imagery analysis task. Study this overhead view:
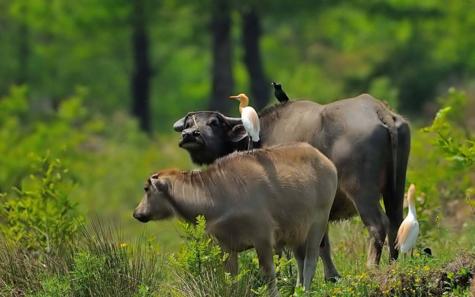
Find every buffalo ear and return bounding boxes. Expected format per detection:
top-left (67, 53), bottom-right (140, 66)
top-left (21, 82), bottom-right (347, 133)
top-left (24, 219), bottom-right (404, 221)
top-left (157, 178), bottom-right (169, 192)
top-left (173, 116), bottom-right (187, 132)
top-left (151, 177), bottom-right (169, 193)
top-left (228, 124), bottom-right (248, 143)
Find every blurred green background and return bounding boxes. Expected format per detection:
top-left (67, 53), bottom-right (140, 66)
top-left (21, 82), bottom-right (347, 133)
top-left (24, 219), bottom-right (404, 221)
top-left (1, 0), bottom-right (474, 250)
top-left (2, 0), bottom-right (475, 128)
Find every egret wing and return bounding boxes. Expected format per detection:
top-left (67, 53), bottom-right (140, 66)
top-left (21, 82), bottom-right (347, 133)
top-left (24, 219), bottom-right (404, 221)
top-left (241, 107), bottom-right (260, 142)
top-left (396, 219), bottom-right (419, 252)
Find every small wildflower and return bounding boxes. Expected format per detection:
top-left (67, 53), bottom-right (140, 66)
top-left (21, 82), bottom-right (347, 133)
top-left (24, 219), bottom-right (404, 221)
top-left (120, 242), bottom-right (128, 248)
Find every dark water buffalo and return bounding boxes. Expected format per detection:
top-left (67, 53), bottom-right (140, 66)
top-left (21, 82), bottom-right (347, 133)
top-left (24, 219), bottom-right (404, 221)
top-left (173, 93), bottom-right (411, 279)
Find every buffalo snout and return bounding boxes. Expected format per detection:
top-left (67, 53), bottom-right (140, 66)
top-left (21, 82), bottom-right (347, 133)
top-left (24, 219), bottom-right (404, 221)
top-left (179, 127), bottom-right (203, 148)
top-left (133, 209), bottom-right (150, 223)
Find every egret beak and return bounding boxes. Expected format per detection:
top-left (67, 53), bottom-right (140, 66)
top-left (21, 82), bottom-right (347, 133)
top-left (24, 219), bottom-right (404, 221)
top-left (229, 95), bottom-right (240, 100)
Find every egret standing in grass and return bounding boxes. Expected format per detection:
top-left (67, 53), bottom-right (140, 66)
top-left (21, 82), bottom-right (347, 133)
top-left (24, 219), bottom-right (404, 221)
top-left (229, 93), bottom-right (260, 150)
top-left (396, 184), bottom-right (419, 257)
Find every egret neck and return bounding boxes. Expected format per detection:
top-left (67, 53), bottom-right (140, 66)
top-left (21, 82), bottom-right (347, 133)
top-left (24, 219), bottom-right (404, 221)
top-left (238, 96), bottom-right (249, 113)
top-left (407, 188), bottom-right (417, 218)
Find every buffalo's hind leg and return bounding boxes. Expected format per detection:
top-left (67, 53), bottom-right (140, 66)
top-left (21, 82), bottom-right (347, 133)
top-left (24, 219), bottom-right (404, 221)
top-left (384, 118), bottom-right (410, 262)
top-left (320, 231), bottom-right (340, 282)
top-left (383, 187), bottom-right (403, 262)
top-left (352, 190), bottom-right (389, 267)
top-left (302, 221), bottom-right (327, 291)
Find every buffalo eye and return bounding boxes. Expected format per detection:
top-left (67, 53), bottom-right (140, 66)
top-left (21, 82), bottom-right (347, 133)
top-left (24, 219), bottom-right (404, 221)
top-left (208, 118), bottom-right (220, 127)
top-left (184, 118), bottom-right (193, 129)
top-left (144, 186), bottom-right (149, 192)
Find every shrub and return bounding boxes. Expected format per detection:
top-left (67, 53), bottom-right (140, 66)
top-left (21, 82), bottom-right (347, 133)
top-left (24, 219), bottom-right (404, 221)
top-left (169, 216), bottom-right (298, 297)
top-left (72, 221), bottom-right (165, 297)
top-left (0, 221), bottom-right (165, 297)
top-left (170, 216), bottom-right (258, 297)
top-left (423, 88), bottom-right (474, 169)
top-left (0, 155), bottom-right (83, 253)
top-left (408, 88), bottom-right (474, 240)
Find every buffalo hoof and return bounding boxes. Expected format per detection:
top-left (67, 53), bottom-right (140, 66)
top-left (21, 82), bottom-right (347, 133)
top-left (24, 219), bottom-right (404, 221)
top-left (325, 275), bottom-right (341, 283)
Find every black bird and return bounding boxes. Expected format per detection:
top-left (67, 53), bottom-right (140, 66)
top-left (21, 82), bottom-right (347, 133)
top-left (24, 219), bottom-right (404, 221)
top-left (422, 247), bottom-right (432, 257)
top-left (271, 82), bottom-right (289, 103)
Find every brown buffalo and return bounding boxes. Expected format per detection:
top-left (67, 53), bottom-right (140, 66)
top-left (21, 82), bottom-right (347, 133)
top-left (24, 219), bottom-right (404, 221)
top-left (173, 94), bottom-right (411, 279)
top-left (133, 143), bottom-right (338, 296)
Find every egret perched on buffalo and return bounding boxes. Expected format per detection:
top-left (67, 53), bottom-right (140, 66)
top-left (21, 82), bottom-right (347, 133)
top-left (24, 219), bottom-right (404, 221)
top-left (396, 184), bottom-right (419, 257)
top-left (229, 93), bottom-right (260, 150)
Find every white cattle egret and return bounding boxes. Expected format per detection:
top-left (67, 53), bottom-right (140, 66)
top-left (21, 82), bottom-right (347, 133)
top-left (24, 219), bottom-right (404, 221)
top-left (396, 184), bottom-right (419, 257)
top-left (229, 93), bottom-right (260, 149)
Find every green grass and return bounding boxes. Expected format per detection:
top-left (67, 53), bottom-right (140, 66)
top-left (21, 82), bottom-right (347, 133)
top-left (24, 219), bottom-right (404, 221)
top-left (118, 215), bottom-right (475, 297)
top-left (1, 194), bottom-right (474, 297)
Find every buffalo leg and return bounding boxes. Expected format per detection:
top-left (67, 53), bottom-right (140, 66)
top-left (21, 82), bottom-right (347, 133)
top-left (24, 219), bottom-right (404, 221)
top-left (354, 194), bottom-right (389, 267)
top-left (383, 188), bottom-right (403, 262)
top-left (293, 245), bottom-right (305, 287)
top-left (303, 222), bottom-right (325, 291)
top-left (255, 240), bottom-right (279, 297)
top-left (224, 251), bottom-right (238, 276)
top-left (384, 119), bottom-right (411, 262)
top-left (319, 231), bottom-right (340, 281)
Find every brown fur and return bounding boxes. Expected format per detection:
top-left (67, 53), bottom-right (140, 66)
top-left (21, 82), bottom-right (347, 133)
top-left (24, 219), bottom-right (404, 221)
top-left (134, 143), bottom-right (338, 296)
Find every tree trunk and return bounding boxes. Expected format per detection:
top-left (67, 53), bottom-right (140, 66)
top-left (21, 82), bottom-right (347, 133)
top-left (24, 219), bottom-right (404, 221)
top-left (131, 0), bottom-right (152, 132)
top-left (16, 6), bottom-right (29, 85)
top-left (241, 8), bottom-right (269, 110)
top-left (209, 0), bottom-right (234, 113)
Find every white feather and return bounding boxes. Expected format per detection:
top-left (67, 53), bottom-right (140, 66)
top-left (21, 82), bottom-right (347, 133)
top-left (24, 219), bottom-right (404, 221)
top-left (396, 184), bottom-right (419, 254)
top-left (398, 218), bottom-right (419, 253)
top-left (241, 106), bottom-right (260, 142)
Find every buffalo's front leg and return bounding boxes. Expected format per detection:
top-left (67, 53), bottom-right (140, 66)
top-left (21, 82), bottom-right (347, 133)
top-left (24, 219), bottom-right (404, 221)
top-left (255, 240), bottom-right (279, 297)
top-left (224, 251), bottom-right (238, 276)
top-left (293, 245), bottom-right (305, 287)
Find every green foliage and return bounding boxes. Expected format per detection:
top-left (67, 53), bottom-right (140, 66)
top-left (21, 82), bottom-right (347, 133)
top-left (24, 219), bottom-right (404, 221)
top-left (408, 88), bottom-right (474, 240)
top-left (70, 251), bottom-right (107, 296)
top-left (170, 216), bottom-right (257, 297)
top-left (423, 88), bottom-right (474, 168)
top-left (0, 85), bottom-right (104, 192)
top-left (0, 155), bottom-right (83, 253)
top-left (0, 222), bottom-right (166, 297)
top-left (2, 0), bottom-right (475, 127)
top-left (172, 216), bottom-right (222, 276)
top-left (32, 276), bottom-right (71, 297)
top-left (0, 85), bottom-right (192, 247)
